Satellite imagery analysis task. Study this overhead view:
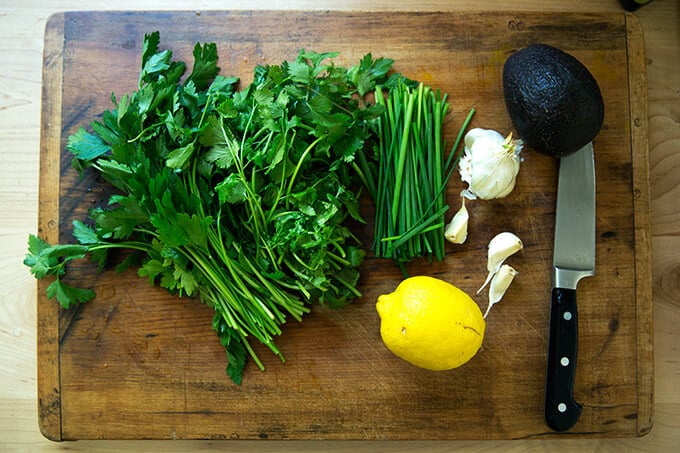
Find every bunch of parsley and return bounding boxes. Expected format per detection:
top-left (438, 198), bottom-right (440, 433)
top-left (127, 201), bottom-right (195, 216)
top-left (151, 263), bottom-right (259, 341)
top-left (25, 32), bottom-right (402, 384)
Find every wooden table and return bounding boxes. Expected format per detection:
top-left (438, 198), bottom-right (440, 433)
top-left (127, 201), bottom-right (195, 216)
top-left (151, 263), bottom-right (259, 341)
top-left (2, 0), bottom-right (678, 451)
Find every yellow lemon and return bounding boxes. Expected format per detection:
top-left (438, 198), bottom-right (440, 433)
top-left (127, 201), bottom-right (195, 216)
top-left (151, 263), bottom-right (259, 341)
top-left (376, 275), bottom-right (485, 370)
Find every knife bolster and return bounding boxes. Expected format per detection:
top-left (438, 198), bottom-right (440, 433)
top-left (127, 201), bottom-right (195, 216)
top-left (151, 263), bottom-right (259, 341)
top-left (553, 267), bottom-right (595, 290)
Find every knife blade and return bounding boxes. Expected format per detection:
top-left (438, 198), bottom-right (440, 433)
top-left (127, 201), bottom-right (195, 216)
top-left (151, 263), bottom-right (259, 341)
top-left (544, 143), bottom-right (596, 432)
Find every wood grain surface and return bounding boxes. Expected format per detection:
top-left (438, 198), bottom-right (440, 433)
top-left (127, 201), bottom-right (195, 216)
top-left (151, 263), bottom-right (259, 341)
top-left (37, 9), bottom-right (650, 441)
top-left (2, 1), bottom-right (679, 452)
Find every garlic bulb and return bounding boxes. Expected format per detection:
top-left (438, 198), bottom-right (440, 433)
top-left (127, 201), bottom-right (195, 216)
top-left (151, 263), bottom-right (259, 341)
top-left (478, 232), bottom-right (523, 293)
top-left (459, 128), bottom-right (523, 200)
top-left (444, 196), bottom-right (469, 244)
top-left (484, 264), bottom-right (518, 318)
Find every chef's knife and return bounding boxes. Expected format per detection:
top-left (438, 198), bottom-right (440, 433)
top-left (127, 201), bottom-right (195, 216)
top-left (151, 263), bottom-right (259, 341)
top-left (545, 143), bottom-right (596, 432)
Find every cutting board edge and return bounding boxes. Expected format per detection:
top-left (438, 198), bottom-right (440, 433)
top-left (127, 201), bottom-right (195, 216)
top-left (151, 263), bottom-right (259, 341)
top-left (37, 11), bottom-right (66, 442)
top-left (625, 12), bottom-right (654, 438)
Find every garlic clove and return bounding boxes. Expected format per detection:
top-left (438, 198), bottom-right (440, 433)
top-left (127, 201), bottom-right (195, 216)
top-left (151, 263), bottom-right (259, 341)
top-left (478, 269), bottom-right (494, 295)
top-left (444, 197), bottom-right (469, 244)
top-left (486, 232), bottom-right (523, 272)
top-left (484, 264), bottom-right (518, 318)
top-left (464, 128), bottom-right (499, 150)
top-left (478, 232), bottom-right (523, 293)
top-left (458, 150), bottom-right (473, 187)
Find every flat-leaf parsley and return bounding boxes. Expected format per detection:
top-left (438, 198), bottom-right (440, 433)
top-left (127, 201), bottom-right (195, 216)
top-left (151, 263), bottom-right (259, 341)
top-left (26, 32), bottom-right (405, 384)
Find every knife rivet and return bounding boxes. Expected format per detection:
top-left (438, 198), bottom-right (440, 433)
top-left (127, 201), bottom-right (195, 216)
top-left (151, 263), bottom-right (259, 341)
top-left (558, 403), bottom-right (567, 413)
top-left (563, 311), bottom-right (572, 321)
top-left (560, 357), bottom-right (570, 366)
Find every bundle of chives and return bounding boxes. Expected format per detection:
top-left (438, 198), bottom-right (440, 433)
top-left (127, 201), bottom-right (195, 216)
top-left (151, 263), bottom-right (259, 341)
top-left (369, 80), bottom-right (474, 275)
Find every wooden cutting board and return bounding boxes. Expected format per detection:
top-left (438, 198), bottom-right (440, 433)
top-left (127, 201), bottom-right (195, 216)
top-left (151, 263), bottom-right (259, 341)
top-left (38, 10), bottom-right (651, 441)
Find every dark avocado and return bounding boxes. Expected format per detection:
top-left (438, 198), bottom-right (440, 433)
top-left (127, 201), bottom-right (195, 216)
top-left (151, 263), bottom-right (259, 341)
top-left (502, 44), bottom-right (604, 158)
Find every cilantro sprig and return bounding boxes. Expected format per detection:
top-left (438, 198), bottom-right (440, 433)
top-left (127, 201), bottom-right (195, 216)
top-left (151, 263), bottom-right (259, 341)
top-left (26, 32), bottom-right (403, 384)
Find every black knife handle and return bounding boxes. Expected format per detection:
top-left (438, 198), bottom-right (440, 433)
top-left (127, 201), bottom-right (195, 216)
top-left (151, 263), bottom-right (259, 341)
top-left (545, 287), bottom-right (582, 432)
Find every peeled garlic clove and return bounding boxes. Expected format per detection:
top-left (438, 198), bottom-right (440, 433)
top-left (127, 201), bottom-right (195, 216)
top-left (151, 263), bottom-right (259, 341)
top-left (478, 232), bottom-right (523, 293)
top-left (484, 264), bottom-right (518, 318)
top-left (486, 232), bottom-right (523, 273)
top-left (444, 197), bottom-right (469, 244)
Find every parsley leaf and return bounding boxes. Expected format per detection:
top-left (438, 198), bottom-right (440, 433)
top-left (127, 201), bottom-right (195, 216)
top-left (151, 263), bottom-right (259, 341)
top-left (46, 279), bottom-right (96, 309)
top-left (188, 42), bottom-right (220, 90)
top-left (67, 127), bottom-right (110, 161)
top-left (166, 143), bottom-right (196, 169)
top-left (213, 312), bottom-right (248, 386)
top-left (348, 53), bottom-right (395, 96)
top-left (24, 234), bottom-right (96, 308)
top-left (215, 173), bottom-right (248, 204)
top-left (141, 31), bottom-right (161, 71)
top-left (72, 220), bottom-right (100, 245)
top-left (200, 116), bottom-right (237, 169)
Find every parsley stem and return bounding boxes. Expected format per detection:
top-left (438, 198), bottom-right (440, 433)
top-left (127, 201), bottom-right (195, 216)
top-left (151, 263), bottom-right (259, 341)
top-left (293, 252), bottom-right (319, 273)
top-left (197, 93), bottom-right (212, 130)
top-left (332, 274), bottom-right (362, 299)
top-left (353, 148), bottom-right (376, 200)
top-left (265, 127), bottom-right (295, 224)
top-left (326, 251), bottom-right (350, 267)
top-left (125, 120), bottom-right (165, 143)
top-left (286, 135), bottom-right (325, 203)
top-left (237, 254), bottom-right (308, 322)
top-left (240, 331), bottom-right (267, 370)
top-left (88, 241), bottom-right (152, 254)
top-left (179, 245), bottom-right (277, 338)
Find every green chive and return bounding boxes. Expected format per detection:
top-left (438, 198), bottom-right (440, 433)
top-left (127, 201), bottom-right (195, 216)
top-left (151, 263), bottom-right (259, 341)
top-left (370, 80), bottom-right (475, 274)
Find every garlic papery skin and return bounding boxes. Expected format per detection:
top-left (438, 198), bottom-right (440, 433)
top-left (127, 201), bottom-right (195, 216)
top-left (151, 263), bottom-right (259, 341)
top-left (459, 128), bottom-right (523, 200)
top-left (484, 264), bottom-right (518, 318)
top-left (478, 232), bottom-right (523, 293)
top-left (444, 197), bottom-right (469, 244)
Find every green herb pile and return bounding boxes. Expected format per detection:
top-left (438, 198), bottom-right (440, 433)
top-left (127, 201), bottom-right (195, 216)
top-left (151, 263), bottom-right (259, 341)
top-left (25, 31), bottom-right (477, 384)
top-left (359, 81), bottom-right (474, 274)
top-left (25, 32), bottom-right (404, 384)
